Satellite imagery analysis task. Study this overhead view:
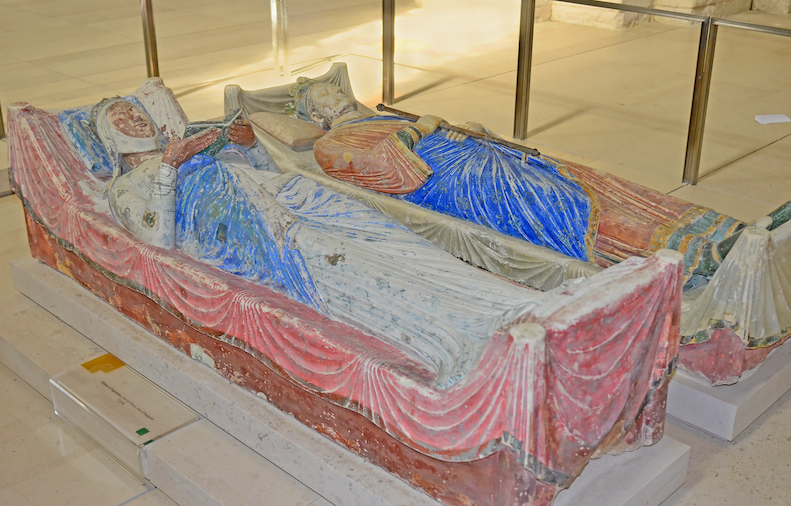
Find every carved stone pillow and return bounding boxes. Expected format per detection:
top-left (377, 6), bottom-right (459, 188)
top-left (249, 112), bottom-right (325, 150)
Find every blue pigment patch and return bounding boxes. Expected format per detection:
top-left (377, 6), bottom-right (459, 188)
top-left (403, 134), bottom-right (592, 261)
top-left (175, 153), bottom-right (323, 311)
top-left (341, 116), bottom-right (593, 261)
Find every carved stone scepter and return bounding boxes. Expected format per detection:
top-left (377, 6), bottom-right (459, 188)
top-left (376, 103), bottom-right (541, 157)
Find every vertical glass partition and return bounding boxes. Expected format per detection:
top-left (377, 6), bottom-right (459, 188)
top-left (697, 23), bottom-right (791, 181)
top-left (390, 1), bottom-right (702, 189)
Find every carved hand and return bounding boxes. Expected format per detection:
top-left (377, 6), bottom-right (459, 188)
top-left (162, 128), bottom-right (220, 168)
top-left (228, 119), bottom-right (256, 148)
top-left (446, 122), bottom-right (490, 142)
top-left (415, 114), bottom-right (444, 135)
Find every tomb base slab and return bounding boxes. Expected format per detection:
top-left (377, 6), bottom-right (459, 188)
top-left (7, 256), bottom-right (690, 506)
top-left (668, 342), bottom-right (791, 440)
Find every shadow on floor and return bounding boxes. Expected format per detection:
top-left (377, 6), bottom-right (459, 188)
top-left (0, 168), bottom-right (12, 198)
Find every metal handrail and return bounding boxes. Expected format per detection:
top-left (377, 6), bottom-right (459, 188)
top-left (715, 17), bottom-right (791, 37)
top-left (135, 1), bottom-right (790, 185)
top-left (380, 0), bottom-right (791, 186)
top-left (682, 17), bottom-right (791, 184)
top-left (542, 0), bottom-right (791, 185)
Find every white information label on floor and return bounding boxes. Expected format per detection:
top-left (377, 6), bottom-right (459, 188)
top-left (53, 354), bottom-right (198, 445)
top-left (755, 114), bottom-right (791, 124)
top-left (50, 354), bottom-right (199, 482)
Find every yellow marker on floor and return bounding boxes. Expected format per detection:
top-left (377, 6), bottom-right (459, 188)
top-left (81, 353), bottom-right (125, 373)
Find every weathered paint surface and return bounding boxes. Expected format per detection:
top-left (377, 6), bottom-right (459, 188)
top-left (289, 68), bottom-right (746, 279)
top-left (315, 116), bottom-right (595, 261)
top-left (9, 90), bottom-right (684, 505)
top-left (24, 211), bottom-right (561, 506)
top-left (677, 328), bottom-right (788, 386)
top-left (19, 203), bottom-right (679, 506)
top-left (230, 63), bottom-right (791, 386)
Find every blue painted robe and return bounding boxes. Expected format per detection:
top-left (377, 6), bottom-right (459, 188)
top-left (173, 147), bottom-right (543, 387)
top-left (321, 116), bottom-right (595, 261)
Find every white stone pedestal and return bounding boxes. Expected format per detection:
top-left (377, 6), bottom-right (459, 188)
top-left (752, 0), bottom-right (791, 13)
top-left (667, 342), bottom-right (791, 440)
top-left (548, 0), bottom-right (753, 29)
top-left (554, 437), bottom-right (689, 506)
top-left (651, 0), bottom-right (751, 26)
top-left (7, 257), bottom-right (690, 506)
top-left (551, 0), bottom-right (653, 30)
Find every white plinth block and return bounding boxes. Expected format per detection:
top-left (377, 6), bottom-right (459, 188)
top-left (668, 342), bottom-right (791, 441)
top-left (554, 438), bottom-right (689, 506)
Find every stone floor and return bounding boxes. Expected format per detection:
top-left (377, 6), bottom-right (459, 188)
top-left (0, 360), bottom-right (175, 506)
top-left (1, 0), bottom-right (790, 505)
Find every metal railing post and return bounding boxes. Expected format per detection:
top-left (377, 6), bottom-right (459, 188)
top-left (683, 18), bottom-right (718, 185)
top-left (271, 0), bottom-right (290, 76)
top-left (382, 0), bottom-right (395, 105)
top-left (513, 0), bottom-right (536, 140)
top-left (141, 0), bottom-right (160, 78)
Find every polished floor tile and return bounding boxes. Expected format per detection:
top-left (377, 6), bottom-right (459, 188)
top-left (696, 135), bottom-right (791, 209)
top-left (0, 362), bottom-right (153, 506)
top-left (669, 184), bottom-right (778, 222)
top-left (126, 489), bottom-right (179, 506)
top-left (0, 61), bottom-right (74, 92)
top-left (0, 1), bottom-right (790, 505)
top-left (698, 80), bottom-right (791, 178)
top-left (0, 139), bottom-right (8, 170)
top-left (28, 43), bottom-right (147, 80)
top-left (0, 198), bottom-right (42, 321)
top-left (663, 388), bottom-right (791, 506)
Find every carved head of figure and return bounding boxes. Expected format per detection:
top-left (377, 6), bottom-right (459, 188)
top-left (107, 101), bottom-right (157, 139)
top-left (90, 97), bottom-right (161, 175)
top-left (287, 78), bottom-right (358, 130)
